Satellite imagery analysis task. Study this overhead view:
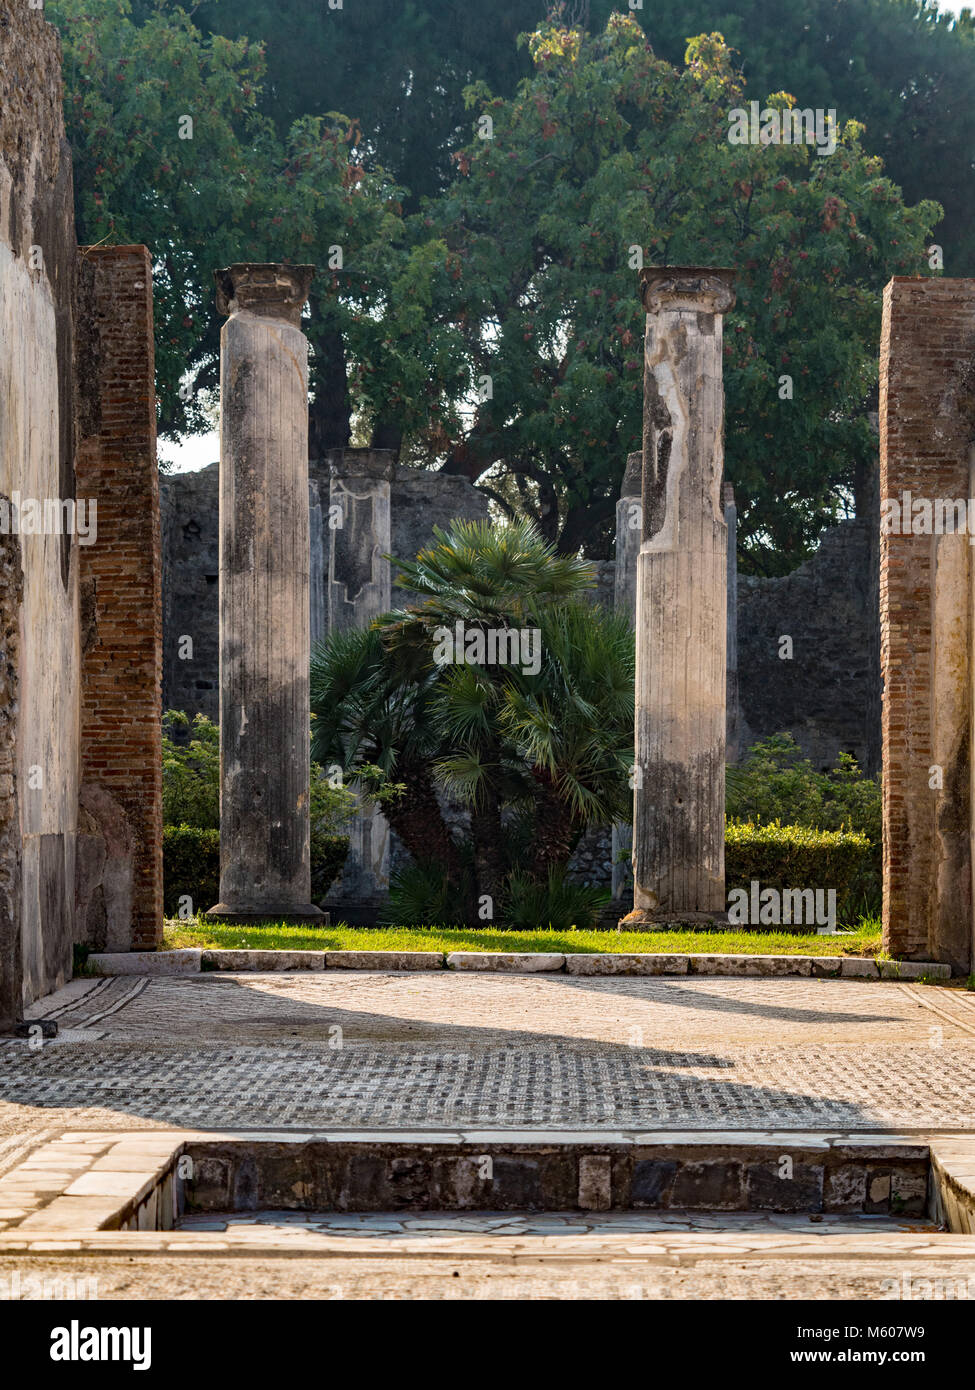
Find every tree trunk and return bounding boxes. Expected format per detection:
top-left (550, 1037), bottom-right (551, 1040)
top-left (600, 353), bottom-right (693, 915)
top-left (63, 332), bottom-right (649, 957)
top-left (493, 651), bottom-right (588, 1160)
top-left (530, 767), bottom-right (577, 879)
top-left (470, 791), bottom-right (506, 922)
top-left (308, 299), bottom-right (352, 456)
top-left (385, 760), bottom-right (463, 885)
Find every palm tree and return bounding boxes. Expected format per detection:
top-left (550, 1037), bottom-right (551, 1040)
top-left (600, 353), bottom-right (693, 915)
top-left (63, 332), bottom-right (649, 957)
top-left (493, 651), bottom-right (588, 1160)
top-left (309, 625), bottom-right (465, 889)
top-left (311, 519), bottom-right (635, 921)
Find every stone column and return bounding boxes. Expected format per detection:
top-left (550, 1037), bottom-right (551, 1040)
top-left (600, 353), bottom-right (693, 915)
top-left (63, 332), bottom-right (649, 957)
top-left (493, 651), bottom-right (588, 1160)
top-left (724, 482), bottom-right (741, 763)
top-left (623, 266), bottom-right (735, 926)
top-left (611, 452), bottom-right (642, 904)
top-left (325, 448), bottom-right (395, 922)
top-left (207, 263), bottom-right (324, 923)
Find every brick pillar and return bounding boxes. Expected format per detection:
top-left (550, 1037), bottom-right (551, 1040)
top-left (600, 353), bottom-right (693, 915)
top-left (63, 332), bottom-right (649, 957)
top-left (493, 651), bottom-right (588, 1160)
top-left (75, 246), bottom-right (163, 949)
top-left (879, 276), bottom-right (975, 971)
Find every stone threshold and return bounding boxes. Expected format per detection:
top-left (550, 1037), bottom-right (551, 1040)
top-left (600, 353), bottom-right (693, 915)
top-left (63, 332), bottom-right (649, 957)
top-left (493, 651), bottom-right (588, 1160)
top-left (84, 949), bottom-right (953, 980)
top-left (2, 1129), bottom-right (974, 1245)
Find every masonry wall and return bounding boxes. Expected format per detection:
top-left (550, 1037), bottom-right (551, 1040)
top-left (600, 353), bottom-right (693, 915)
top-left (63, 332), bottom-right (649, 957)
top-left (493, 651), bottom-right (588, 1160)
top-left (0, 2), bottom-right (82, 1016)
top-left (879, 276), bottom-right (975, 970)
top-left (738, 518), bottom-right (881, 776)
top-left (160, 461), bottom-right (491, 722)
top-left (75, 246), bottom-right (163, 950)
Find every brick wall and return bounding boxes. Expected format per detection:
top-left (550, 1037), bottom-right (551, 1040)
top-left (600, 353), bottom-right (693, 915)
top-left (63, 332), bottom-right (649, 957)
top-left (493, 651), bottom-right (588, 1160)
top-left (75, 246), bottom-right (163, 949)
top-left (879, 276), bottom-right (975, 970)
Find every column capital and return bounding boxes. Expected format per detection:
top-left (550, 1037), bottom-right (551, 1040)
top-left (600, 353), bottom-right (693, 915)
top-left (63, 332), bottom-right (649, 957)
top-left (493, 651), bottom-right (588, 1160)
top-left (640, 266), bottom-right (736, 316)
top-left (327, 447), bottom-right (397, 483)
top-left (214, 263), bottom-right (315, 327)
top-left (621, 451), bottom-right (643, 499)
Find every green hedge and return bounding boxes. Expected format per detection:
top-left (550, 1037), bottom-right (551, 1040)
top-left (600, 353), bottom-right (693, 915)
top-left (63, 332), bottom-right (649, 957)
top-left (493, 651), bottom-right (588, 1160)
top-left (163, 826), bottom-right (349, 917)
top-left (725, 820), bottom-right (875, 925)
top-left (311, 830), bottom-right (351, 902)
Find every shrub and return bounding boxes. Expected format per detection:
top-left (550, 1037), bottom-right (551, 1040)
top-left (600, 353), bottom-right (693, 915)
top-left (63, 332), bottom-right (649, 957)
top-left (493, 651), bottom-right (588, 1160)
top-left (310, 831), bottom-right (351, 903)
top-left (162, 712), bottom-right (219, 830)
top-left (500, 868), bottom-right (609, 932)
top-left (725, 820), bottom-right (874, 924)
top-left (164, 825), bottom-right (350, 916)
top-left (382, 860), bottom-right (471, 928)
top-left (726, 734), bottom-right (881, 842)
top-left (163, 826), bottom-right (219, 917)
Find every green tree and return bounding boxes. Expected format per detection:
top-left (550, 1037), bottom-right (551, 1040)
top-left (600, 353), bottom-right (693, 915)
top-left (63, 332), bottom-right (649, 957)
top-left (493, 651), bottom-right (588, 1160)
top-left (50, 0), bottom-right (465, 454)
top-left (429, 17), bottom-right (938, 569)
top-left (310, 520), bottom-right (634, 920)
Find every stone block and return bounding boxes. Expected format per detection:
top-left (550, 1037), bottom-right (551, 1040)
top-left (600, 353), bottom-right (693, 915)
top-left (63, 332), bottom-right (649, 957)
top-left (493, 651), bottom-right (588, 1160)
top-left (821, 1165), bottom-right (863, 1216)
top-left (564, 953), bottom-right (687, 976)
top-left (744, 1161), bottom-right (824, 1212)
top-left (445, 952), bottom-right (564, 972)
top-left (670, 1160), bottom-right (744, 1210)
top-left (877, 960), bottom-right (952, 981)
top-left (87, 949), bottom-right (201, 976)
top-left (577, 1155), bottom-right (612, 1210)
top-left (201, 950), bottom-right (326, 972)
top-left (325, 951), bottom-right (443, 970)
top-left (840, 957), bottom-right (879, 979)
top-left (687, 954), bottom-right (811, 976)
top-left (629, 1159), bottom-right (678, 1206)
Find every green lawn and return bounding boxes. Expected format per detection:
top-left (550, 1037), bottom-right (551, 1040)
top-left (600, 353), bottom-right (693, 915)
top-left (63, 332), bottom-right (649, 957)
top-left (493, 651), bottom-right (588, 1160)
top-left (164, 916), bottom-right (883, 957)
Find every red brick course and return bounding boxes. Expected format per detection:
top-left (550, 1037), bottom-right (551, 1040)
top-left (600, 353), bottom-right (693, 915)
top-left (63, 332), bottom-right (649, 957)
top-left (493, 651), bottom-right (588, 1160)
top-left (75, 246), bottom-right (163, 949)
top-left (879, 276), bottom-right (975, 970)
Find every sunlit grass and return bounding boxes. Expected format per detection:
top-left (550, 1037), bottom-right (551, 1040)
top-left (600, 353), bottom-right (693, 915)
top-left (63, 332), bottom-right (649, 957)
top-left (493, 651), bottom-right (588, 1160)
top-left (164, 915), bottom-right (883, 957)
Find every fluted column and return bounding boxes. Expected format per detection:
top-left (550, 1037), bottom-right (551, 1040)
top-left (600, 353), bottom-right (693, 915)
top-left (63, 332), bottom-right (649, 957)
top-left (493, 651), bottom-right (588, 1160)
top-left (623, 266), bottom-right (735, 925)
top-left (207, 263), bottom-right (324, 923)
top-left (611, 451), bottom-right (642, 904)
top-left (324, 448), bottom-right (395, 922)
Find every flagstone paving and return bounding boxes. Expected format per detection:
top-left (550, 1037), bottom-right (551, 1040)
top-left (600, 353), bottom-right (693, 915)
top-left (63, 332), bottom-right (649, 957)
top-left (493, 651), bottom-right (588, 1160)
top-left (0, 972), bottom-right (974, 1150)
top-left (2, 970), bottom-right (975, 1296)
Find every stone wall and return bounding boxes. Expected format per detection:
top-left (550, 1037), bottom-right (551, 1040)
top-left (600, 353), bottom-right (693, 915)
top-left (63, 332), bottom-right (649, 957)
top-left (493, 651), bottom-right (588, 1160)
top-left (737, 518), bottom-right (881, 776)
top-left (160, 461), bottom-right (491, 721)
top-left (0, 2), bottom-right (82, 1013)
top-left (75, 246), bottom-right (163, 950)
top-left (879, 276), bottom-right (975, 971)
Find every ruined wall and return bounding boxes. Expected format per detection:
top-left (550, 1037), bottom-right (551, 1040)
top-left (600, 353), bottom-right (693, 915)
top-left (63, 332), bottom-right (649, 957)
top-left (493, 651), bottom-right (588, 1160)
top-left (160, 461), bottom-right (491, 720)
top-left (737, 519), bottom-right (881, 776)
top-left (0, 2), bottom-right (82, 1011)
top-left (879, 276), bottom-right (975, 971)
top-left (75, 246), bottom-right (163, 950)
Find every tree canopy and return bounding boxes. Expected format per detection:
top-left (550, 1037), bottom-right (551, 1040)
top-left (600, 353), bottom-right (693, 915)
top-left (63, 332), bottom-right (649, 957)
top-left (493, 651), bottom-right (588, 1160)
top-left (51, 1), bottom-right (949, 570)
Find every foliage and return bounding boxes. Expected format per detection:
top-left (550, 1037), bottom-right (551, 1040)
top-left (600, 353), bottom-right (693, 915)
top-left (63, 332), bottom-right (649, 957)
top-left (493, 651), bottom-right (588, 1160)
top-left (162, 821), bottom-right (348, 915)
top-left (726, 734), bottom-right (881, 842)
top-left (163, 708), bottom-right (355, 834)
top-left (309, 833), bottom-right (352, 905)
top-left (725, 820), bottom-right (875, 921)
top-left (382, 860), bottom-right (470, 929)
top-left (51, 5), bottom-right (942, 565)
top-left (312, 519), bottom-right (634, 924)
top-left (500, 869), bottom-right (608, 932)
top-left (174, 0), bottom-right (975, 278)
top-left (435, 16), bottom-right (939, 565)
top-left (49, 0), bottom-right (466, 455)
top-left (162, 825), bottom-right (220, 917)
top-left (162, 710), bottom-right (220, 829)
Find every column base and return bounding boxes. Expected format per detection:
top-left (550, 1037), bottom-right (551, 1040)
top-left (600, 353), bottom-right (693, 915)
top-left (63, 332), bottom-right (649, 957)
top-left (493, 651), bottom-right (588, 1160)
top-left (619, 908), bottom-right (729, 929)
top-left (205, 903), bottom-right (328, 926)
